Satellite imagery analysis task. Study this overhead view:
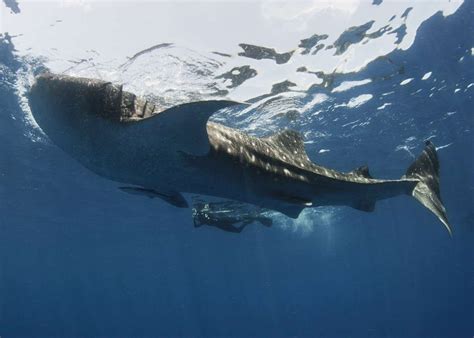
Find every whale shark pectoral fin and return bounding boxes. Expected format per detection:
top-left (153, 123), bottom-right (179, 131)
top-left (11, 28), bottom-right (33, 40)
top-left (351, 199), bottom-right (376, 212)
top-left (119, 186), bottom-right (156, 198)
top-left (155, 191), bottom-right (189, 208)
top-left (119, 186), bottom-right (188, 208)
top-left (133, 100), bottom-right (245, 156)
top-left (350, 165), bottom-right (373, 179)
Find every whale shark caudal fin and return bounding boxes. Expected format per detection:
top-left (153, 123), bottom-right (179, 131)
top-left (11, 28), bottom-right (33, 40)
top-left (404, 141), bottom-right (452, 236)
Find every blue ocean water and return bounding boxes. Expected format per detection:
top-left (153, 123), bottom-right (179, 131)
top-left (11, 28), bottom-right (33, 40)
top-left (1, 1), bottom-right (473, 337)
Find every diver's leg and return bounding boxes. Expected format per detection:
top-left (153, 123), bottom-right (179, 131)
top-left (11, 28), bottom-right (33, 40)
top-left (234, 222), bottom-right (251, 233)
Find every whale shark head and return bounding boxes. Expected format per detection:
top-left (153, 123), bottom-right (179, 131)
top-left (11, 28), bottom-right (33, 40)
top-left (28, 73), bottom-right (151, 178)
top-left (28, 73), bottom-right (153, 153)
top-left (29, 73), bottom-right (128, 135)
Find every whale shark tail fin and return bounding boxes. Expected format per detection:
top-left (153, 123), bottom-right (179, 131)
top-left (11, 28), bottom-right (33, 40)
top-left (405, 141), bottom-right (452, 236)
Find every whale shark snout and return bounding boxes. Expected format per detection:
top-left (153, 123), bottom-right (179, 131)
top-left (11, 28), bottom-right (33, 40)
top-left (29, 73), bottom-right (158, 130)
top-left (28, 72), bottom-right (162, 161)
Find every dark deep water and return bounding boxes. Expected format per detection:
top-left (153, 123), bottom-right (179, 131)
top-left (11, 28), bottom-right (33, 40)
top-left (1, 2), bottom-right (473, 338)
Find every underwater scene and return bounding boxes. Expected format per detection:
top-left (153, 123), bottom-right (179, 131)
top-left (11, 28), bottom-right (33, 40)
top-left (0, 0), bottom-right (473, 337)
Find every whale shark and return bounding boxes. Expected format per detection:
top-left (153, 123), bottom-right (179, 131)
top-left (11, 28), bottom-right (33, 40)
top-left (28, 73), bottom-right (452, 235)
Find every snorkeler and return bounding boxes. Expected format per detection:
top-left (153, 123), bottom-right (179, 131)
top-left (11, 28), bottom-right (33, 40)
top-left (192, 200), bottom-right (272, 234)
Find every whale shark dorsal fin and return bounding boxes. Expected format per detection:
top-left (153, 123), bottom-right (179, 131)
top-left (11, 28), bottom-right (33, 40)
top-left (132, 100), bottom-right (245, 156)
top-left (267, 129), bottom-right (311, 163)
top-left (350, 165), bottom-right (373, 179)
top-left (268, 130), bottom-right (305, 153)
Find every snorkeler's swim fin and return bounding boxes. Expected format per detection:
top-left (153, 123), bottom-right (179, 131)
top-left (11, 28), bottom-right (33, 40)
top-left (404, 141), bottom-right (452, 236)
top-left (256, 217), bottom-right (273, 227)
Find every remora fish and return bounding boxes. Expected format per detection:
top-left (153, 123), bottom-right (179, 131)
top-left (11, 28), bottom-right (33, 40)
top-left (28, 73), bottom-right (452, 235)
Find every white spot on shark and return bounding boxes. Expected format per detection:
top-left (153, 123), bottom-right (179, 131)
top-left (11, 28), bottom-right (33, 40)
top-left (400, 78), bottom-right (414, 85)
top-left (422, 72), bottom-right (432, 80)
top-left (377, 103), bottom-right (392, 110)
